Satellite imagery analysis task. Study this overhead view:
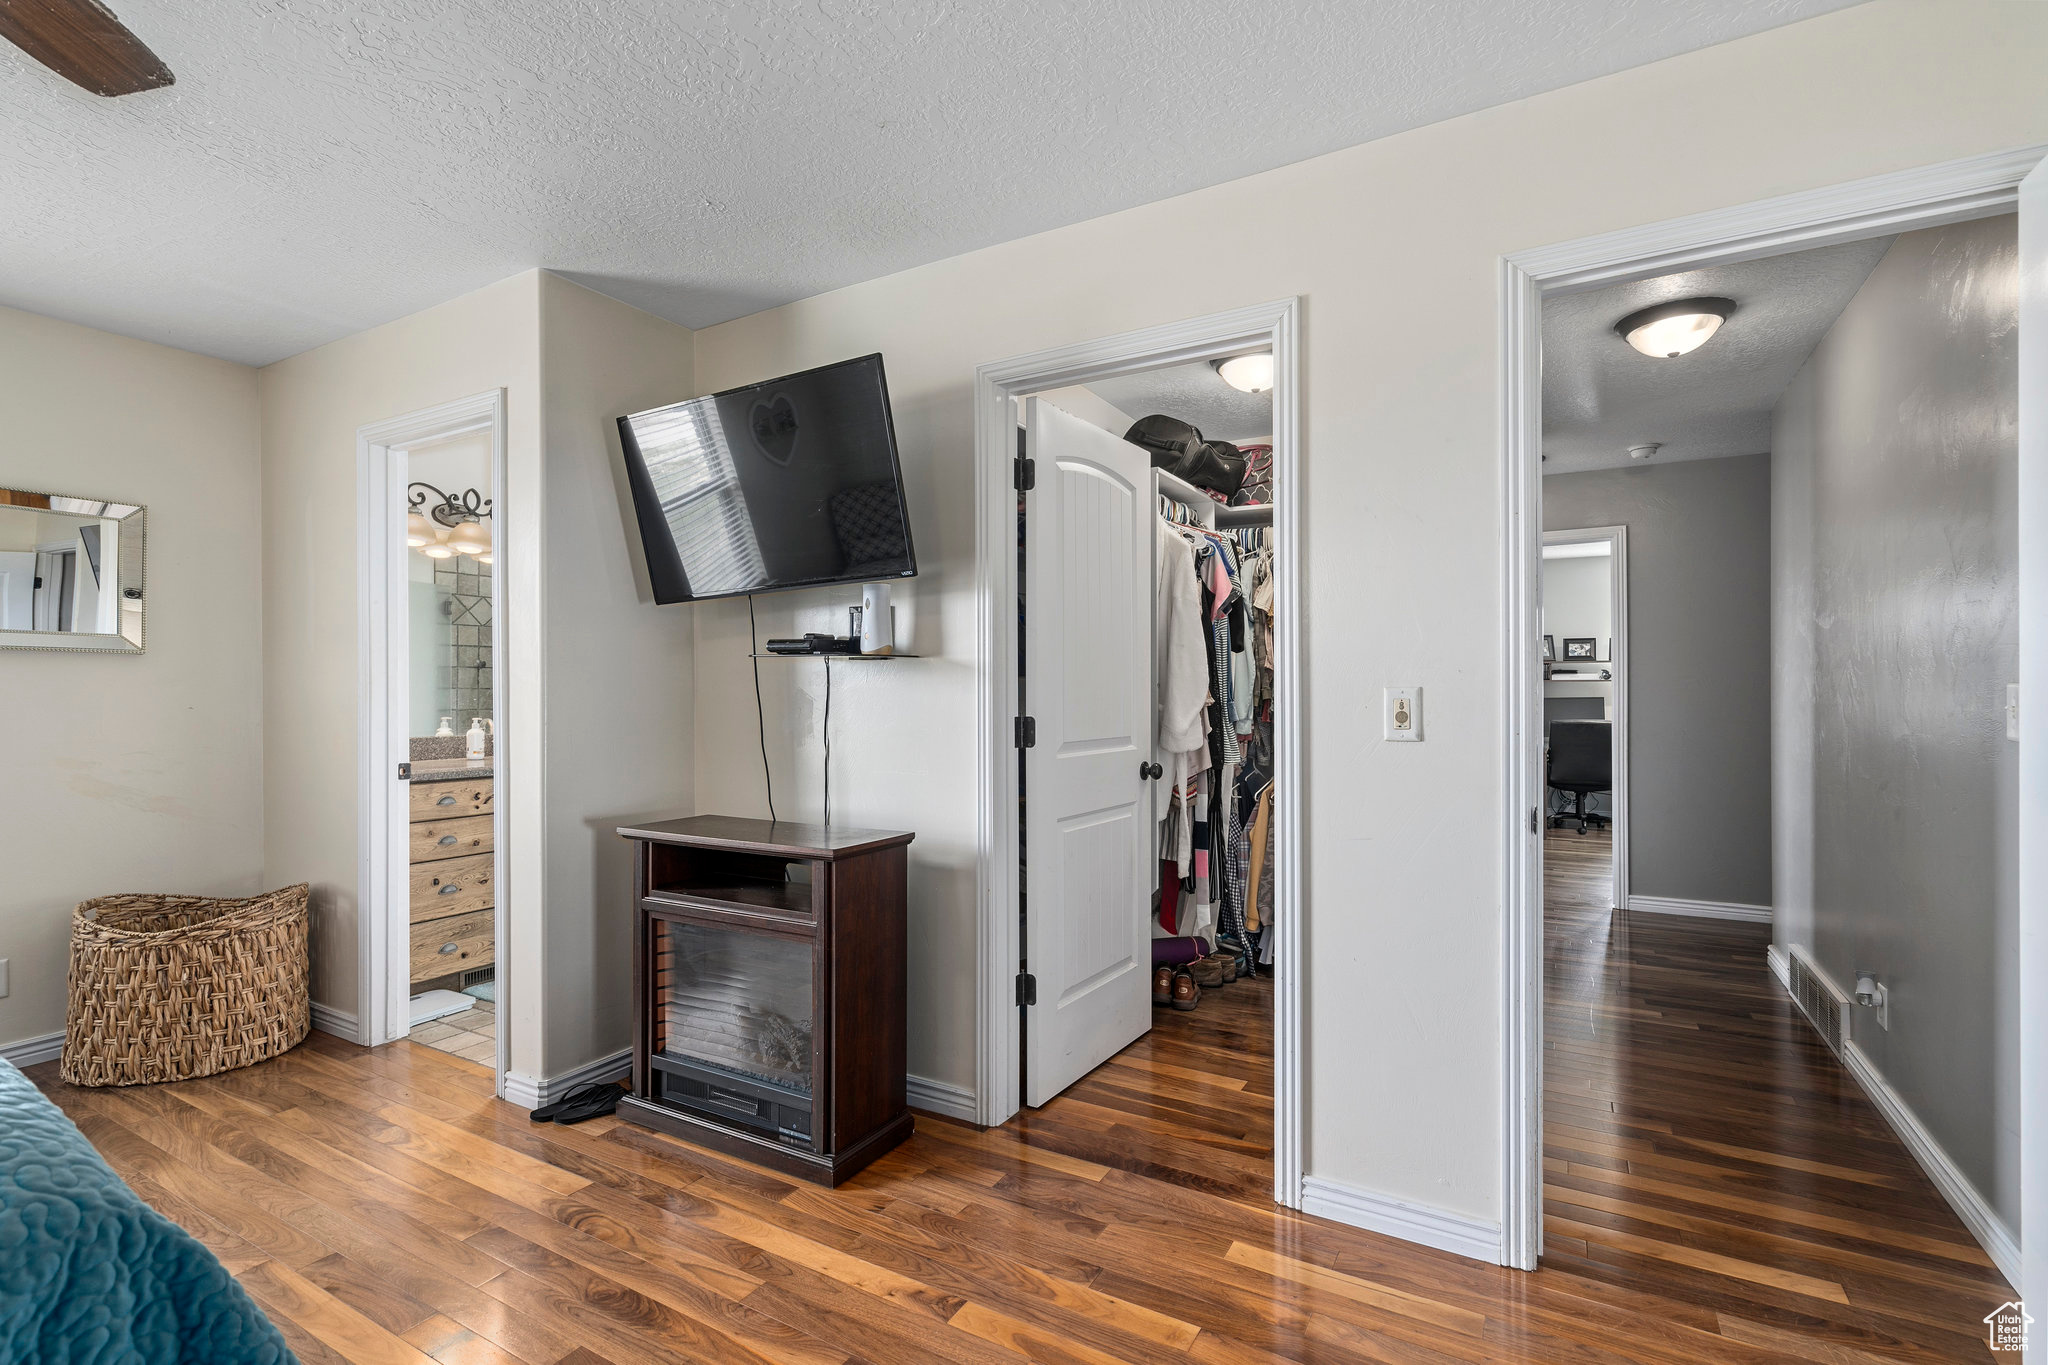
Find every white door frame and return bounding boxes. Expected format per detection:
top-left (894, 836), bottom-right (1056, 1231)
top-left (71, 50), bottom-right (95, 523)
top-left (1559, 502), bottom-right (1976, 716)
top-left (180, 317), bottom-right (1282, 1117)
top-left (973, 298), bottom-right (1304, 1206)
top-left (1541, 525), bottom-right (1628, 906)
top-left (1498, 146), bottom-right (2046, 1271)
top-left (356, 390), bottom-right (510, 1094)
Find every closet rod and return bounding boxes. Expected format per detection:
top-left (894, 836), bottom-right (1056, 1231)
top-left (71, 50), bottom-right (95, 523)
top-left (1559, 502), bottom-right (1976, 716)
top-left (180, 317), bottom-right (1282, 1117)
top-left (1154, 468), bottom-right (1217, 529)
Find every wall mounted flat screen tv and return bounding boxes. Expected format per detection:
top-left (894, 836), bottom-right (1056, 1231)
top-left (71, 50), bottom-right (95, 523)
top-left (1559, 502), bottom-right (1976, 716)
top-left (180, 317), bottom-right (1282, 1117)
top-left (617, 353), bottom-right (916, 604)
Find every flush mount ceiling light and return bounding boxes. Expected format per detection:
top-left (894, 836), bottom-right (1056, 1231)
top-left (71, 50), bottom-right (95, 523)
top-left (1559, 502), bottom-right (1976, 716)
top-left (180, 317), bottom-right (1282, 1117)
top-left (1613, 297), bottom-right (1735, 358)
top-left (1212, 353), bottom-right (1275, 394)
top-left (1628, 443), bottom-right (1662, 461)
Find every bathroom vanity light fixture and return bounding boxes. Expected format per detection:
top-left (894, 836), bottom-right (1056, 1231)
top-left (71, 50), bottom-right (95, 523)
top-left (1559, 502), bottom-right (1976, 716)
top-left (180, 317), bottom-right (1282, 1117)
top-left (1614, 297), bottom-right (1735, 358)
top-left (446, 519), bottom-right (491, 557)
top-left (1212, 352), bottom-right (1275, 394)
top-left (407, 481), bottom-right (493, 559)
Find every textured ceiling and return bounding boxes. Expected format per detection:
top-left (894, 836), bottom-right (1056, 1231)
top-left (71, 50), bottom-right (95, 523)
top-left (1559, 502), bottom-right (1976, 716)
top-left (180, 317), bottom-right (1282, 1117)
top-left (1540, 236), bottom-right (1895, 475)
top-left (0, 0), bottom-right (1859, 366)
top-left (1089, 360), bottom-right (1273, 443)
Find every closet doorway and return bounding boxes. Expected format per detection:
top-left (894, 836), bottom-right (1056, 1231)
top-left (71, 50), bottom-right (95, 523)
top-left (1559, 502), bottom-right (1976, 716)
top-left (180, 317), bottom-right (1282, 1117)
top-left (972, 300), bottom-right (1303, 1207)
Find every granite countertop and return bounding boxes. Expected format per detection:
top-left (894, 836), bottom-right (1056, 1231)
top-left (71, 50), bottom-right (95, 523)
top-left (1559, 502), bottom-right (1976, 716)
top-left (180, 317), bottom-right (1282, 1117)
top-left (408, 757), bottom-right (495, 783)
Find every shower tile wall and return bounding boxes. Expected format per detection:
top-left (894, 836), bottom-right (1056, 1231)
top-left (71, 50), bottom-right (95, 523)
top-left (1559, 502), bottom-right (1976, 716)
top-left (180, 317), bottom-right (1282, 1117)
top-left (436, 557), bottom-right (492, 724)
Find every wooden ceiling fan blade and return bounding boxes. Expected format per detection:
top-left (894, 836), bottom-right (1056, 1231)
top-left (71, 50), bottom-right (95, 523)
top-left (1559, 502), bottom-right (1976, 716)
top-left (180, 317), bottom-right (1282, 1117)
top-left (0, 0), bottom-right (172, 96)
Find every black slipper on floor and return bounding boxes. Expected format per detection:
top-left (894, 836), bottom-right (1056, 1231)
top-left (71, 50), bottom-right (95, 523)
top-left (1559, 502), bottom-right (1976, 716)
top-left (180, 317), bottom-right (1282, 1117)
top-left (529, 1081), bottom-right (619, 1124)
top-left (550, 1082), bottom-right (624, 1125)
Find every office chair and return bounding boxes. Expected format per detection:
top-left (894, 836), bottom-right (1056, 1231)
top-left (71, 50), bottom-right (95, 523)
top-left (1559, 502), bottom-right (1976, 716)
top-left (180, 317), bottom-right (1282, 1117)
top-left (1544, 696), bottom-right (1605, 726)
top-left (1547, 719), bottom-right (1612, 834)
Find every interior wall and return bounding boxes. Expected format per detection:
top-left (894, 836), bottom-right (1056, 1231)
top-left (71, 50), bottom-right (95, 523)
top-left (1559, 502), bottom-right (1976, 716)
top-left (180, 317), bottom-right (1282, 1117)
top-left (0, 305), bottom-right (264, 1052)
top-left (1545, 456), bottom-right (1772, 907)
top-left (534, 273), bottom-right (697, 1077)
top-left (1541, 555), bottom-right (1612, 660)
top-left (1771, 214), bottom-right (2021, 1230)
top-left (684, 2), bottom-right (2048, 1222)
top-left (257, 272), bottom-right (543, 1074)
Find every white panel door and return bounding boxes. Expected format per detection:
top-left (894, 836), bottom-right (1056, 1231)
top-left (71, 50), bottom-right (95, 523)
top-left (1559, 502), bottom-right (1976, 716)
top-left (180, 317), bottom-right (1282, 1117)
top-left (1023, 398), bottom-right (1156, 1106)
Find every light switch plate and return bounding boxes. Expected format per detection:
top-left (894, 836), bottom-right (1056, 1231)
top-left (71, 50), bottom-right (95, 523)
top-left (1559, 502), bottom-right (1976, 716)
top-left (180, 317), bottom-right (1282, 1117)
top-left (1384, 686), bottom-right (1422, 742)
top-left (0, 958), bottom-right (9, 999)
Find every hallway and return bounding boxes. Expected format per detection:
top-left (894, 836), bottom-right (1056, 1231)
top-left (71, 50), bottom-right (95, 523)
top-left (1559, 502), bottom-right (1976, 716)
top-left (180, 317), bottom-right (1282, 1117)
top-left (1543, 828), bottom-right (2013, 1361)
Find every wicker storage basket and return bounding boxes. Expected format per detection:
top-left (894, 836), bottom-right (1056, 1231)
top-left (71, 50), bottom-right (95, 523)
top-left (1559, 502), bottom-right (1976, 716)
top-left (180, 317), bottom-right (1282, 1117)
top-left (61, 883), bottom-right (311, 1087)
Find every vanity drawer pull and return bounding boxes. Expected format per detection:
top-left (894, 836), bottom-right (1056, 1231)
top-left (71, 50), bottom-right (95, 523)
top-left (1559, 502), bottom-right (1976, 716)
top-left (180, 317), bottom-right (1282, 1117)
top-left (438, 834), bottom-right (459, 846)
top-left (438, 942), bottom-right (460, 955)
top-left (437, 794), bottom-right (457, 807)
top-left (438, 883), bottom-right (461, 896)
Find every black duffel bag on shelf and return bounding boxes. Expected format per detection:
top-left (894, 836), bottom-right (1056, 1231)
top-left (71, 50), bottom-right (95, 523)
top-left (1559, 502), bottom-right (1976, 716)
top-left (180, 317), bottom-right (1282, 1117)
top-left (1124, 414), bottom-right (1248, 499)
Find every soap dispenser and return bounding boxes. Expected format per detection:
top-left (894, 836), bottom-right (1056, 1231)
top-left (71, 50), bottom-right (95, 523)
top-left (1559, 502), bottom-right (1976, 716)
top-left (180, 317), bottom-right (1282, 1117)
top-left (435, 716), bottom-right (455, 738)
top-left (466, 717), bottom-right (493, 760)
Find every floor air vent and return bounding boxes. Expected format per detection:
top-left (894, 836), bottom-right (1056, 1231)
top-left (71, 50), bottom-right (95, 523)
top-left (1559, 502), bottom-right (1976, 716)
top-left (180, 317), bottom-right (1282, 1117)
top-left (1788, 951), bottom-right (1846, 1055)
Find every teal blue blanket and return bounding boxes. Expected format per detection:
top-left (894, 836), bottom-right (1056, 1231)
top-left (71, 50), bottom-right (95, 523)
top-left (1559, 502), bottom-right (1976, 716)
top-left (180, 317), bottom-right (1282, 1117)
top-left (0, 1060), bottom-right (295, 1364)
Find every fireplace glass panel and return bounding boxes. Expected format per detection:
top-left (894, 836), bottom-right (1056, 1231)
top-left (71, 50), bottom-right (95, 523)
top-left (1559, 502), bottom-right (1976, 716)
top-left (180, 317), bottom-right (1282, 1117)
top-left (653, 919), bottom-right (814, 1096)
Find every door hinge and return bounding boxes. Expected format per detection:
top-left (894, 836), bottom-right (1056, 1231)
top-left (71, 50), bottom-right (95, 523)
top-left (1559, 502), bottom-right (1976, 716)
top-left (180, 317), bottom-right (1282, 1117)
top-left (1014, 456), bottom-right (1035, 492)
top-left (1015, 716), bottom-right (1036, 748)
top-left (1015, 972), bottom-right (1037, 1007)
top-left (1530, 805), bottom-right (1540, 834)
top-left (398, 761), bottom-right (412, 780)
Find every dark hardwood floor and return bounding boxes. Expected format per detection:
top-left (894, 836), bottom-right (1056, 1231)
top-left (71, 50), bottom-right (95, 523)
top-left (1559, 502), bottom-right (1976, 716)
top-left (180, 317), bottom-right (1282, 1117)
top-left (1542, 827), bottom-right (2010, 1363)
top-left (25, 856), bottom-right (2009, 1363)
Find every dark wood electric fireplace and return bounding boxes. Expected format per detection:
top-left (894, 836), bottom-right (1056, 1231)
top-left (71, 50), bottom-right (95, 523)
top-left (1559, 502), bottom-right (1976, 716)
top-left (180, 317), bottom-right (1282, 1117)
top-left (616, 815), bottom-right (914, 1185)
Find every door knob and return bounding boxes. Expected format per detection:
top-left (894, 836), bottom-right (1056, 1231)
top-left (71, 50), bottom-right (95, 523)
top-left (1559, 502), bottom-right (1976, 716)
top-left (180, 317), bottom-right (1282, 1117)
top-left (1140, 761), bottom-right (1164, 780)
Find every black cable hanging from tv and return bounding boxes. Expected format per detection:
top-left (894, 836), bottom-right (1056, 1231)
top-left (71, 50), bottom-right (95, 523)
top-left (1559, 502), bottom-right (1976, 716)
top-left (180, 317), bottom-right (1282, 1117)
top-left (822, 656), bottom-right (833, 829)
top-left (748, 595), bottom-right (776, 823)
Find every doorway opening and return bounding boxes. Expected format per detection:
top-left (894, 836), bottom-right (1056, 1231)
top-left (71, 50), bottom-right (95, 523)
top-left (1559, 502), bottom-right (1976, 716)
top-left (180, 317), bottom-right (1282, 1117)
top-left (398, 426), bottom-right (500, 1062)
top-left (973, 300), bottom-right (1303, 1207)
top-left (355, 390), bottom-right (510, 1093)
top-left (1502, 151), bottom-right (2036, 1333)
top-left (1540, 525), bottom-right (1627, 911)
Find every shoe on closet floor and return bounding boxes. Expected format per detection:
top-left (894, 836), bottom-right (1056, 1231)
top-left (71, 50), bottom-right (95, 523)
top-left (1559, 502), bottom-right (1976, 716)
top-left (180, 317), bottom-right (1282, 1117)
top-left (1203, 951), bottom-right (1238, 984)
top-left (1170, 968), bottom-right (1201, 1011)
top-left (1188, 957), bottom-right (1224, 988)
top-left (1153, 965), bottom-right (1173, 1006)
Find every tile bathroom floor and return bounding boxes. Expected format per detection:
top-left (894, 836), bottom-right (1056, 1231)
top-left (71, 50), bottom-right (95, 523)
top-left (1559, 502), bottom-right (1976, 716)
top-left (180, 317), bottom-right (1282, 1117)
top-left (406, 998), bottom-right (495, 1063)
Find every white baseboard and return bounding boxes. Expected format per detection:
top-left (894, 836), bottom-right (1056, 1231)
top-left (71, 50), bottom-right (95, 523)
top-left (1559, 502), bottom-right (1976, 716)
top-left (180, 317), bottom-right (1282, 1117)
top-left (1626, 895), bottom-right (1772, 923)
top-left (310, 1001), bottom-right (363, 1044)
top-left (1840, 1040), bottom-right (2020, 1289)
top-left (1766, 943), bottom-right (1791, 988)
top-left (906, 1073), bottom-right (977, 1122)
top-left (1299, 1176), bottom-right (1502, 1265)
top-left (0, 1031), bottom-right (64, 1069)
top-left (502, 1047), bottom-right (631, 1112)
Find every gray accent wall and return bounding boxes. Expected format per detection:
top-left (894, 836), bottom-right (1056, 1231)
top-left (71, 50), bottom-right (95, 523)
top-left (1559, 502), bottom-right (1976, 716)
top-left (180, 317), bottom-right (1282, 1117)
top-left (1545, 454), bottom-right (1773, 907)
top-left (1770, 214), bottom-right (2020, 1231)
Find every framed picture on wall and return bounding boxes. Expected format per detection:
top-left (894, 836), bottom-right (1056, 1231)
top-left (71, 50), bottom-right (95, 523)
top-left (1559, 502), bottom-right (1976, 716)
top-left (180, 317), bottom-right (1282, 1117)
top-left (1542, 635), bottom-right (1556, 661)
top-left (1563, 637), bottom-right (1596, 660)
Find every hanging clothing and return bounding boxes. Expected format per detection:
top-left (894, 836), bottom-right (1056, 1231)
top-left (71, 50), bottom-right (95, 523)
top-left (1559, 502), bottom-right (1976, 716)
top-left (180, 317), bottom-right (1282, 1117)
top-left (1245, 785), bottom-right (1272, 934)
top-left (1156, 521), bottom-right (1207, 754)
top-left (1151, 487), bottom-right (1278, 962)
